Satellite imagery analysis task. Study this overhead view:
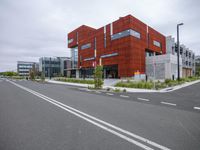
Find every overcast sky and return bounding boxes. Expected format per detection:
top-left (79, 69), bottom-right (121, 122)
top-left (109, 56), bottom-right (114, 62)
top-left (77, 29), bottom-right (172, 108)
top-left (0, 0), bottom-right (200, 72)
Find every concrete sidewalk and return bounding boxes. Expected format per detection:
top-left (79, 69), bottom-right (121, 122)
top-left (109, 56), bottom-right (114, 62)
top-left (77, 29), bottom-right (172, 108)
top-left (46, 79), bottom-right (157, 92)
top-left (46, 79), bottom-right (91, 87)
top-left (46, 79), bottom-right (200, 93)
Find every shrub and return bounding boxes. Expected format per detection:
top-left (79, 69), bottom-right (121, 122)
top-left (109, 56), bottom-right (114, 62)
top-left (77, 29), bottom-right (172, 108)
top-left (94, 65), bottom-right (103, 89)
top-left (29, 71), bottom-right (35, 80)
top-left (55, 77), bottom-right (94, 84)
top-left (114, 88), bottom-right (121, 92)
top-left (165, 79), bottom-right (171, 84)
top-left (115, 81), bottom-right (153, 89)
top-left (0, 71), bottom-right (18, 76)
top-left (11, 76), bottom-right (25, 80)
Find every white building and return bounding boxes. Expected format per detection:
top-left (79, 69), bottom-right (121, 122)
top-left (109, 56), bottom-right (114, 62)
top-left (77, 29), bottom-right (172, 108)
top-left (166, 36), bottom-right (195, 77)
top-left (146, 54), bottom-right (182, 80)
top-left (17, 61), bottom-right (39, 76)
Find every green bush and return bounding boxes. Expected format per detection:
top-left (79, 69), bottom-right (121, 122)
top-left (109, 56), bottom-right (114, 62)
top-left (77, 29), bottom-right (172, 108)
top-left (114, 88), bottom-right (121, 92)
top-left (11, 76), bottom-right (25, 80)
top-left (29, 71), bottom-right (35, 80)
top-left (165, 79), bottom-right (171, 84)
top-left (55, 77), bottom-right (94, 84)
top-left (0, 71), bottom-right (18, 76)
top-left (115, 81), bottom-right (153, 89)
top-left (115, 76), bottom-right (200, 90)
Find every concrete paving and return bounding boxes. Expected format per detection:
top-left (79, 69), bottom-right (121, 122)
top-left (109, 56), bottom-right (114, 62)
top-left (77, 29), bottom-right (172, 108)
top-left (47, 78), bottom-right (200, 93)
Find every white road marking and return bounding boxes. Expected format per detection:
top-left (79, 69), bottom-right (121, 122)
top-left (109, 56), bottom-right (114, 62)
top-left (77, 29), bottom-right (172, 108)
top-left (161, 102), bottom-right (176, 106)
top-left (120, 95), bottom-right (130, 98)
top-left (194, 107), bottom-right (200, 110)
top-left (86, 89), bottom-right (91, 92)
top-left (106, 93), bottom-right (114, 96)
top-left (8, 80), bottom-right (171, 150)
top-left (137, 98), bottom-right (150, 101)
top-left (95, 91), bottom-right (102, 94)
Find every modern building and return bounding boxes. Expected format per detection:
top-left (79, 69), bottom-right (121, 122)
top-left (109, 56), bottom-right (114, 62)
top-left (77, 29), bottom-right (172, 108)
top-left (166, 36), bottom-right (195, 77)
top-left (146, 54), bottom-right (182, 80)
top-left (17, 61), bottom-right (39, 76)
top-left (68, 14), bottom-right (166, 78)
top-left (39, 57), bottom-right (71, 78)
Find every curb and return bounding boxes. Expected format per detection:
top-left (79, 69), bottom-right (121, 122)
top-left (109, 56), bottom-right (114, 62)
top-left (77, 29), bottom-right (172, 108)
top-left (46, 79), bottom-right (200, 93)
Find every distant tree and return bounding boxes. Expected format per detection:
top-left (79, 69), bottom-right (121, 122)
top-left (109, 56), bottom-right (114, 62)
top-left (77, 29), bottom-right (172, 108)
top-left (29, 71), bottom-right (35, 80)
top-left (0, 71), bottom-right (18, 76)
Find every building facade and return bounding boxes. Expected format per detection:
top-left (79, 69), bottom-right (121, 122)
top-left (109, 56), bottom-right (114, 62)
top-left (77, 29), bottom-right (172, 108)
top-left (39, 57), bottom-right (71, 78)
top-left (146, 54), bottom-right (182, 80)
top-left (17, 61), bottom-right (39, 76)
top-left (166, 36), bottom-right (195, 77)
top-left (68, 15), bottom-right (166, 78)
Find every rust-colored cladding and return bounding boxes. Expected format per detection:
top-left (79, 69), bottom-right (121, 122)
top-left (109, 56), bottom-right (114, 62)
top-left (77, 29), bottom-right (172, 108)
top-left (68, 15), bottom-right (166, 78)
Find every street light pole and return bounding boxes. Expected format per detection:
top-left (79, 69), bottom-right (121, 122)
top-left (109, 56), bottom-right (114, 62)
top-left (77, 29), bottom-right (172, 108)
top-left (49, 57), bottom-right (51, 80)
top-left (177, 23), bottom-right (184, 81)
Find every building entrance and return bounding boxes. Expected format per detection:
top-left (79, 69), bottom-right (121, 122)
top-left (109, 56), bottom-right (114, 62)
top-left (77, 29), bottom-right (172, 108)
top-left (103, 65), bottom-right (118, 78)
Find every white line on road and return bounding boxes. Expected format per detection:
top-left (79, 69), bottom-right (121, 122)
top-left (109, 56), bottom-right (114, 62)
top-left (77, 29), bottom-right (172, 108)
top-left (194, 107), bottom-right (200, 110)
top-left (137, 98), bottom-right (150, 101)
top-left (8, 80), bottom-right (171, 150)
top-left (120, 95), bottom-right (130, 98)
top-left (161, 102), bottom-right (176, 106)
top-left (106, 93), bottom-right (114, 96)
top-left (95, 91), bottom-right (102, 94)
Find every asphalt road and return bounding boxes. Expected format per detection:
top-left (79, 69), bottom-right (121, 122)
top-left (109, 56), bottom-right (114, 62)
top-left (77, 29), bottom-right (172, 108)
top-left (0, 78), bottom-right (200, 150)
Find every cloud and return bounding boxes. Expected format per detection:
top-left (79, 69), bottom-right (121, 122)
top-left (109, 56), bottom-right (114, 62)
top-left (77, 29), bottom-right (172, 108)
top-left (0, 0), bottom-right (199, 71)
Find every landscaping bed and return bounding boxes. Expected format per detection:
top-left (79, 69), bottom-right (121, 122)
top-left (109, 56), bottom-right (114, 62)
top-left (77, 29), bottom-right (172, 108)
top-left (115, 76), bottom-right (200, 90)
top-left (54, 77), bottom-right (95, 84)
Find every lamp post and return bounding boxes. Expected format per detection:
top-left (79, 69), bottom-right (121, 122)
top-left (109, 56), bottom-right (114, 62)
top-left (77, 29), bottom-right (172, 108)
top-left (177, 23), bottom-right (184, 81)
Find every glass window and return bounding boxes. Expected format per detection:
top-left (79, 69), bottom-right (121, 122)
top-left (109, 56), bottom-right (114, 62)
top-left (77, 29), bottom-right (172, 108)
top-left (111, 29), bottom-right (140, 41)
top-left (71, 47), bottom-right (78, 68)
top-left (186, 51), bottom-right (188, 57)
top-left (84, 57), bottom-right (95, 61)
top-left (101, 53), bottom-right (118, 58)
top-left (130, 30), bottom-right (141, 39)
top-left (81, 43), bottom-right (91, 50)
top-left (153, 40), bottom-right (161, 47)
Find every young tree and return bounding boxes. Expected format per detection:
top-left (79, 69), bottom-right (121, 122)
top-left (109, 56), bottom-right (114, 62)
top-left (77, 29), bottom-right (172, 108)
top-left (29, 71), bottom-right (35, 80)
top-left (94, 65), bottom-right (103, 89)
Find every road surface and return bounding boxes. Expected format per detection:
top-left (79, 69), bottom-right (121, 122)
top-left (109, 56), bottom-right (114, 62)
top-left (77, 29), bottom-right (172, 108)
top-left (0, 78), bottom-right (200, 150)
